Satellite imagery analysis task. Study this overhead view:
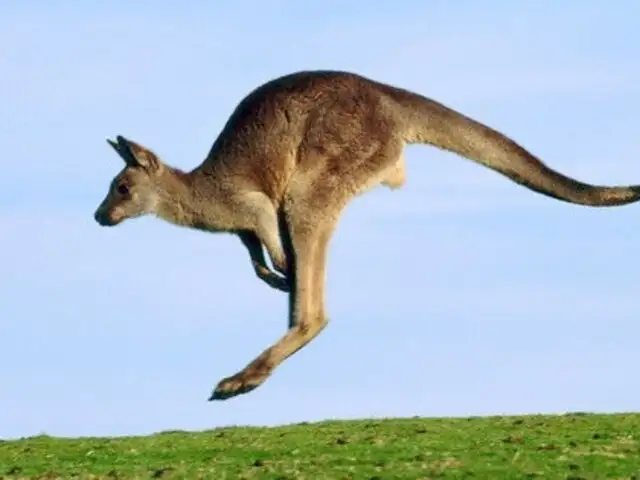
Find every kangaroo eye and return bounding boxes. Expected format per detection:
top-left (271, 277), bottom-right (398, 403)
top-left (117, 184), bottom-right (129, 195)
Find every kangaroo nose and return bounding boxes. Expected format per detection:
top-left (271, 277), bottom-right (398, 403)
top-left (94, 207), bottom-right (118, 226)
top-left (94, 208), bottom-right (106, 225)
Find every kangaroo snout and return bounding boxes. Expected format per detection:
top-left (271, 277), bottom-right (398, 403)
top-left (94, 206), bottom-right (120, 226)
top-left (94, 208), bottom-right (111, 226)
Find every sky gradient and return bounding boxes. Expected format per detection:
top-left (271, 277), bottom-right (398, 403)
top-left (1, 1), bottom-right (639, 439)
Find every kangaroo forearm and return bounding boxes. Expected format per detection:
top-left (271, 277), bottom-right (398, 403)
top-left (237, 232), bottom-right (289, 292)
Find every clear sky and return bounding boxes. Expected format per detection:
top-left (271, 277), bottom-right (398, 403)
top-left (1, 1), bottom-right (639, 440)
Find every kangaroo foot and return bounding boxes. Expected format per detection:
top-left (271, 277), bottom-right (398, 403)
top-left (208, 361), bottom-right (273, 401)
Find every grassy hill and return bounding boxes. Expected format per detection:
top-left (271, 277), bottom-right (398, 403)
top-left (1, 413), bottom-right (638, 479)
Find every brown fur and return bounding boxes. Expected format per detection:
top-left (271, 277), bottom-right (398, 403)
top-left (94, 70), bottom-right (640, 400)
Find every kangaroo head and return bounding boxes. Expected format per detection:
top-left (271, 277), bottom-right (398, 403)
top-left (94, 135), bottom-right (165, 227)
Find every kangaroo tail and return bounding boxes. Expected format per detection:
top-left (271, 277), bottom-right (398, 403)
top-left (387, 87), bottom-right (640, 207)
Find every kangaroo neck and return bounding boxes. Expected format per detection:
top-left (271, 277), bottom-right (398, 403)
top-left (155, 167), bottom-right (231, 232)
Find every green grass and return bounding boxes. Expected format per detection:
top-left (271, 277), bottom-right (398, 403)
top-left (1, 413), bottom-right (639, 479)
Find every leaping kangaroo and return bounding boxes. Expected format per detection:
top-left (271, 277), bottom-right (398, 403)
top-left (94, 70), bottom-right (640, 400)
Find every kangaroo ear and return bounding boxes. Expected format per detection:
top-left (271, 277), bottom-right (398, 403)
top-left (106, 137), bottom-right (135, 167)
top-left (106, 135), bottom-right (162, 172)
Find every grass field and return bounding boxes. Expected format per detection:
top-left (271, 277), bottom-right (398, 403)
top-left (1, 413), bottom-right (639, 479)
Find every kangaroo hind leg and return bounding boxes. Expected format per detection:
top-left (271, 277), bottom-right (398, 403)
top-left (209, 190), bottom-right (337, 400)
top-left (209, 144), bottom-right (402, 400)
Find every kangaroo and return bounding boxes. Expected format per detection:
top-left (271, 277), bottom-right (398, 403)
top-left (94, 69), bottom-right (640, 401)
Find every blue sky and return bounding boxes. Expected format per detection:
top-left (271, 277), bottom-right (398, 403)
top-left (1, 1), bottom-right (639, 440)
